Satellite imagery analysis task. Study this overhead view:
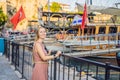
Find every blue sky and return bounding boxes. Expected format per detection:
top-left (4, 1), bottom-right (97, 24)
top-left (50, 0), bottom-right (120, 11)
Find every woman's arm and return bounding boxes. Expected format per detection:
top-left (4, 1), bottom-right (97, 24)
top-left (35, 43), bottom-right (55, 61)
top-left (48, 50), bottom-right (52, 55)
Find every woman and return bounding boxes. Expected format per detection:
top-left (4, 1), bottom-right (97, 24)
top-left (32, 26), bottom-right (61, 80)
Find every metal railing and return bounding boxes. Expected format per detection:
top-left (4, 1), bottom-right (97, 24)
top-left (61, 33), bottom-right (120, 54)
top-left (4, 39), bottom-right (120, 80)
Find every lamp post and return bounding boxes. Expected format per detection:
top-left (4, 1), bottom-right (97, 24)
top-left (48, 0), bottom-right (50, 31)
top-left (48, 0), bottom-right (50, 12)
top-left (38, 3), bottom-right (43, 26)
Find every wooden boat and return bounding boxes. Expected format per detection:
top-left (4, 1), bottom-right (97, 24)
top-left (56, 23), bottom-right (120, 56)
top-left (41, 11), bottom-right (120, 57)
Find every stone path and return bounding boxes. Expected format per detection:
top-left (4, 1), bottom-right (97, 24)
top-left (0, 55), bottom-right (23, 80)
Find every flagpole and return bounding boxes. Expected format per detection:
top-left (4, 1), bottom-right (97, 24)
top-left (81, 1), bottom-right (87, 36)
top-left (38, 3), bottom-right (43, 26)
top-left (78, 26), bottom-right (80, 36)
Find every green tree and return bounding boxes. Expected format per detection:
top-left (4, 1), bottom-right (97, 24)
top-left (44, 2), bottom-right (61, 12)
top-left (50, 2), bottom-right (61, 12)
top-left (0, 7), bottom-right (8, 28)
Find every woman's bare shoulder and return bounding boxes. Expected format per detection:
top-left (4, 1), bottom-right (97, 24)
top-left (34, 41), bottom-right (41, 45)
top-left (33, 41), bottom-right (43, 48)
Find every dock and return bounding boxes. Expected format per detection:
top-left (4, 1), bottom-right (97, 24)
top-left (64, 48), bottom-right (120, 57)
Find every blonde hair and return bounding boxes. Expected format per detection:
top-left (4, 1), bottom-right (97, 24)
top-left (35, 26), bottom-right (45, 41)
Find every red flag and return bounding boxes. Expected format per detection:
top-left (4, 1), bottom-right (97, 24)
top-left (10, 6), bottom-right (26, 30)
top-left (81, 3), bottom-right (87, 29)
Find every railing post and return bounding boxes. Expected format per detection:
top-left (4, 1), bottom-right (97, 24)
top-left (11, 42), bottom-right (14, 65)
top-left (15, 43), bottom-right (19, 70)
top-left (116, 52), bottom-right (120, 67)
top-left (17, 44), bottom-right (20, 67)
top-left (53, 58), bottom-right (57, 80)
top-left (21, 44), bottom-right (25, 79)
top-left (8, 40), bottom-right (11, 61)
top-left (6, 40), bottom-right (8, 58)
top-left (50, 60), bottom-right (53, 80)
top-left (105, 62), bottom-right (110, 80)
top-left (15, 43), bottom-right (17, 70)
top-left (4, 39), bottom-right (7, 57)
top-left (7, 40), bottom-right (9, 58)
top-left (63, 56), bottom-right (65, 80)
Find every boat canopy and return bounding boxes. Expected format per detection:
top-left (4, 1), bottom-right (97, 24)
top-left (76, 2), bottom-right (120, 16)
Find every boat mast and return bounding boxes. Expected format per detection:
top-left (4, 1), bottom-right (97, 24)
top-left (115, 3), bottom-right (120, 8)
top-left (87, 0), bottom-right (92, 5)
top-left (90, 0), bottom-right (92, 5)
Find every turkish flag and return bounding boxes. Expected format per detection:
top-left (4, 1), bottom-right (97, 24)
top-left (10, 6), bottom-right (26, 30)
top-left (81, 3), bottom-right (87, 29)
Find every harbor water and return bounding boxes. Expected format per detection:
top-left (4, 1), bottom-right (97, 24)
top-left (67, 56), bottom-right (120, 80)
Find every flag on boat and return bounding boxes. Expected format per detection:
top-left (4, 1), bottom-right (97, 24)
top-left (71, 15), bottom-right (82, 26)
top-left (81, 3), bottom-right (87, 29)
top-left (10, 6), bottom-right (26, 30)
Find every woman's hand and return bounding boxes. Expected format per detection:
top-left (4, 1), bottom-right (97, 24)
top-left (48, 50), bottom-right (52, 55)
top-left (55, 51), bottom-right (61, 58)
